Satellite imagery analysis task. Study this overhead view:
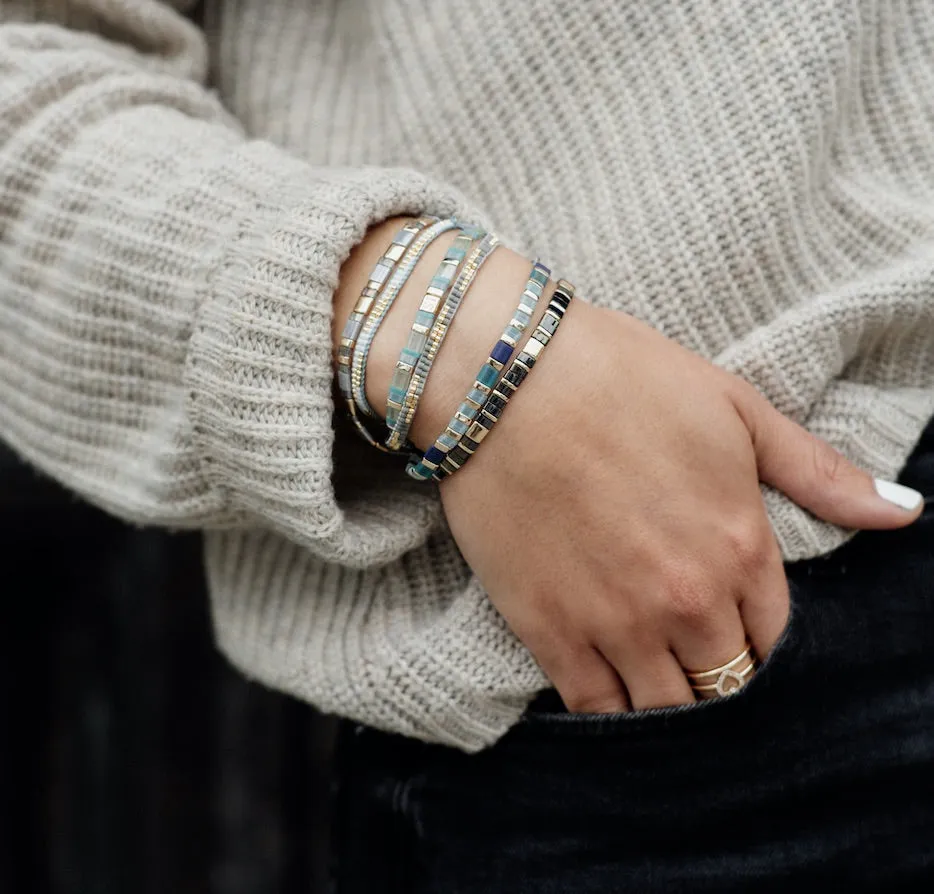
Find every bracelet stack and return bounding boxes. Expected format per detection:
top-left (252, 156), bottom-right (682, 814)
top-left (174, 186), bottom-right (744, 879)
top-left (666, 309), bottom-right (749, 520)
top-left (336, 215), bottom-right (576, 481)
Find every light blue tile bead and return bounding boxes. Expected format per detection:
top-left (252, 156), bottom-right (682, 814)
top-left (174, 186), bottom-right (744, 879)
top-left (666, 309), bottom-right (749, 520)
top-left (505, 325), bottom-right (522, 342)
top-left (527, 281), bottom-right (544, 297)
top-left (372, 261), bottom-right (392, 285)
top-left (439, 433), bottom-right (459, 450)
top-left (450, 418), bottom-right (468, 435)
top-left (467, 388), bottom-right (487, 405)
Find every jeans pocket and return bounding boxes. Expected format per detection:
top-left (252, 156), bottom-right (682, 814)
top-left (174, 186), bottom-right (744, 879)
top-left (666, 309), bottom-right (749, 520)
top-left (518, 584), bottom-right (801, 738)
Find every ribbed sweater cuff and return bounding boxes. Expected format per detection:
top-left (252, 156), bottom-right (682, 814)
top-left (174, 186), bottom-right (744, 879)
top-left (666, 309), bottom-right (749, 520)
top-left (187, 142), bottom-right (473, 558)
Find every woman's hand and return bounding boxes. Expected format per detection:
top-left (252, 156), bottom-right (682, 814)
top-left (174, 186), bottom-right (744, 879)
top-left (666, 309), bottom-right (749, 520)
top-left (436, 301), bottom-right (923, 713)
top-left (342, 229), bottom-right (923, 713)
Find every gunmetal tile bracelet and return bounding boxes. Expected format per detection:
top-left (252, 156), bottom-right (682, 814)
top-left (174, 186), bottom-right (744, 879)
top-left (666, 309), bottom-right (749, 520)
top-left (432, 279), bottom-right (575, 480)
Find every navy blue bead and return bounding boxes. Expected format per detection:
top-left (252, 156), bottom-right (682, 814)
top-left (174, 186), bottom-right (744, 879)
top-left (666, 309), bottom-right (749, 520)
top-left (490, 339), bottom-right (514, 364)
top-left (424, 446), bottom-right (446, 464)
top-left (485, 394), bottom-right (507, 415)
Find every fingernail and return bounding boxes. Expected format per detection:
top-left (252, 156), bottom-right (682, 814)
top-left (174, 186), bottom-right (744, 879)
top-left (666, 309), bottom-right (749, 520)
top-left (873, 478), bottom-right (923, 511)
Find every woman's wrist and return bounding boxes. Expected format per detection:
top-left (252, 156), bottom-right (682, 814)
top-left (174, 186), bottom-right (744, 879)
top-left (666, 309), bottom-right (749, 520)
top-left (333, 218), bottom-right (552, 452)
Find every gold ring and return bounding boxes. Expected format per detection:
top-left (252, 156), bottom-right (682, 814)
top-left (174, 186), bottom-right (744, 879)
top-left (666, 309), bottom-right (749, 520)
top-left (685, 643), bottom-right (757, 699)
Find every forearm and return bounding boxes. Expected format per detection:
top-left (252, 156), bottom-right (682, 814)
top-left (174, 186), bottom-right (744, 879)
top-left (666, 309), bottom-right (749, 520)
top-left (0, 20), bottom-right (466, 558)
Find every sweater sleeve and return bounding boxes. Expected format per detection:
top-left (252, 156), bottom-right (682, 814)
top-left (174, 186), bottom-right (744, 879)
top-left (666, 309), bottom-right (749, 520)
top-left (0, 5), bottom-right (471, 565)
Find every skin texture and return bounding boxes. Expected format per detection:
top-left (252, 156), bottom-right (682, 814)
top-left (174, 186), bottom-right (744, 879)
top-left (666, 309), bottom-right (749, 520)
top-left (334, 218), bottom-right (923, 713)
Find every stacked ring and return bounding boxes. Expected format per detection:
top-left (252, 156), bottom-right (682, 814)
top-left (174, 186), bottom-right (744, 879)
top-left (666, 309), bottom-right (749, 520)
top-left (685, 644), bottom-right (758, 700)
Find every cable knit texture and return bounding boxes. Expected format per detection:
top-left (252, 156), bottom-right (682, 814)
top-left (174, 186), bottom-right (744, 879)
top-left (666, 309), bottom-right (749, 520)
top-left (1, 0), bottom-right (933, 751)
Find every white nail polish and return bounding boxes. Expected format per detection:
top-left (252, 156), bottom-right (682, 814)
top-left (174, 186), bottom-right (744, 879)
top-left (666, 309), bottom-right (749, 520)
top-left (873, 478), bottom-right (923, 511)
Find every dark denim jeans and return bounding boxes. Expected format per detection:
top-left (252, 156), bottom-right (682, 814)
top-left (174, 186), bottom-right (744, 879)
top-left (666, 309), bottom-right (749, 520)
top-left (334, 419), bottom-right (934, 893)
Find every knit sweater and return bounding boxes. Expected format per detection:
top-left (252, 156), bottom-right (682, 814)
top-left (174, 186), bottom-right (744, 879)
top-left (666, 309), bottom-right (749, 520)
top-left (2, 0), bottom-right (933, 751)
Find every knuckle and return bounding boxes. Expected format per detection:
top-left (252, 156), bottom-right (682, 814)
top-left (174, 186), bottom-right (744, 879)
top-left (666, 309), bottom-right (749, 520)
top-left (661, 567), bottom-right (718, 625)
top-left (722, 519), bottom-right (772, 574)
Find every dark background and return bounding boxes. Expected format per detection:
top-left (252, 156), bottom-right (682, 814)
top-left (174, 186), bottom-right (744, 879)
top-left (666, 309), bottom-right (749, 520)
top-left (0, 444), bottom-right (338, 893)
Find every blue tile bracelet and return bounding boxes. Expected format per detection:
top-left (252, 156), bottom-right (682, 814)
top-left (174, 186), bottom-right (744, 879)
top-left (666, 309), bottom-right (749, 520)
top-left (351, 217), bottom-right (459, 424)
top-left (406, 260), bottom-right (552, 480)
top-left (385, 231), bottom-right (500, 452)
top-left (336, 216), bottom-right (435, 451)
top-left (385, 224), bottom-right (485, 436)
top-left (433, 279), bottom-right (576, 480)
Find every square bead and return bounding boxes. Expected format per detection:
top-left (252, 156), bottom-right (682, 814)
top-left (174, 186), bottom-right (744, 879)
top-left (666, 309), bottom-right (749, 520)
top-left (504, 325), bottom-right (523, 342)
top-left (424, 446), bottom-right (446, 465)
top-left (538, 313), bottom-right (560, 336)
top-left (355, 294), bottom-right (375, 315)
top-left (467, 387), bottom-right (488, 406)
top-left (530, 268), bottom-right (549, 287)
top-left (397, 229), bottom-right (417, 247)
top-left (439, 433), bottom-right (459, 450)
top-left (478, 364), bottom-right (500, 388)
top-left (372, 261), bottom-right (392, 285)
top-left (552, 290), bottom-right (572, 310)
top-left (486, 394), bottom-right (506, 415)
top-left (490, 340), bottom-right (513, 364)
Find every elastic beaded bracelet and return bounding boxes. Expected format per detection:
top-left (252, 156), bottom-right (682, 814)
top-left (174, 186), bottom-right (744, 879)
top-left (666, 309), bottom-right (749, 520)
top-left (351, 217), bottom-right (459, 422)
top-left (433, 279), bottom-right (576, 480)
top-left (385, 232), bottom-right (500, 452)
top-left (385, 224), bottom-right (485, 435)
top-left (406, 261), bottom-right (551, 481)
top-left (336, 216), bottom-right (435, 451)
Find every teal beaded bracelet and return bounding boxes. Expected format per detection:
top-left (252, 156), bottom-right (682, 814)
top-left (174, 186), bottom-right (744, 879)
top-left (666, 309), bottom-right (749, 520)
top-left (406, 261), bottom-right (551, 480)
top-left (385, 231), bottom-right (500, 452)
top-left (433, 279), bottom-right (576, 480)
top-left (351, 217), bottom-right (459, 422)
top-left (336, 216), bottom-right (435, 451)
top-left (385, 224), bottom-right (484, 434)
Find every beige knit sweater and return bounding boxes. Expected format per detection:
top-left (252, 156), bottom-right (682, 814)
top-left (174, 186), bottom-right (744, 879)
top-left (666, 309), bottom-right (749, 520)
top-left (2, 0), bottom-right (933, 751)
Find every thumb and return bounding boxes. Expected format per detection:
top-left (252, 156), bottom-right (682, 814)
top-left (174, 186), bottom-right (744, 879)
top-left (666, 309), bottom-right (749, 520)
top-left (731, 382), bottom-right (924, 530)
